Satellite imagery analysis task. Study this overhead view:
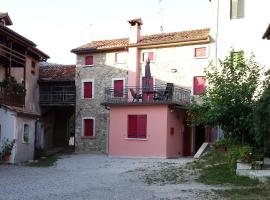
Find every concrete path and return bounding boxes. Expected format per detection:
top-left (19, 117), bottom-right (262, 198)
top-left (0, 154), bottom-right (220, 200)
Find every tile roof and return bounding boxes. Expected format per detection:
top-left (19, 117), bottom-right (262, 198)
top-left (71, 28), bottom-right (210, 53)
top-left (0, 104), bottom-right (39, 118)
top-left (39, 63), bottom-right (75, 82)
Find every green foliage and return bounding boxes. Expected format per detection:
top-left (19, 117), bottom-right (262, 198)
top-left (253, 83), bottom-right (270, 156)
top-left (188, 50), bottom-right (264, 144)
top-left (213, 138), bottom-right (238, 148)
top-left (1, 139), bottom-right (15, 156)
top-left (3, 76), bottom-right (26, 96)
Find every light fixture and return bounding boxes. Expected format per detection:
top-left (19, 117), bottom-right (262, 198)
top-left (170, 69), bottom-right (177, 73)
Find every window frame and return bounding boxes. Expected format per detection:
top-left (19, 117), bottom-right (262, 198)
top-left (127, 115), bottom-right (147, 139)
top-left (193, 76), bottom-right (206, 95)
top-left (82, 117), bottom-right (95, 138)
top-left (81, 79), bottom-right (94, 99)
top-left (194, 47), bottom-right (208, 59)
top-left (23, 124), bottom-right (30, 144)
top-left (141, 50), bottom-right (156, 63)
top-left (230, 0), bottom-right (245, 20)
top-left (112, 78), bottom-right (125, 98)
top-left (115, 52), bottom-right (127, 64)
top-left (85, 55), bottom-right (94, 66)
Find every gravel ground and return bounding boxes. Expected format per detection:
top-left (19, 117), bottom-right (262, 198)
top-left (0, 154), bottom-right (222, 200)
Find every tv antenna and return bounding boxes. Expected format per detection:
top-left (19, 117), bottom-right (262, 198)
top-left (158, 0), bottom-right (164, 33)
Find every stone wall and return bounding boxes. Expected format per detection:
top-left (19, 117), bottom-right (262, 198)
top-left (75, 51), bottom-right (128, 153)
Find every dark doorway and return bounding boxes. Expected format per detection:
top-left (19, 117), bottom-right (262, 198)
top-left (183, 120), bottom-right (191, 156)
top-left (195, 126), bottom-right (205, 152)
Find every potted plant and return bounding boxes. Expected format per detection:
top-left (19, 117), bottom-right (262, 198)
top-left (236, 145), bottom-right (253, 170)
top-left (1, 139), bottom-right (15, 162)
top-left (3, 76), bottom-right (26, 96)
top-left (213, 139), bottom-right (228, 152)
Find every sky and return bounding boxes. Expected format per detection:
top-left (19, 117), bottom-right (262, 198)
top-left (1, 0), bottom-right (211, 64)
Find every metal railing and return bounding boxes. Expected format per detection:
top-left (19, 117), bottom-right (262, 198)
top-left (39, 85), bottom-right (76, 106)
top-left (0, 82), bottom-right (25, 107)
top-left (104, 84), bottom-right (191, 105)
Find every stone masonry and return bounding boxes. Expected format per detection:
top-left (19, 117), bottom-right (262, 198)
top-left (75, 51), bottom-right (128, 153)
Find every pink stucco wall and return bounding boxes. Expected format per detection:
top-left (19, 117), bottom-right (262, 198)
top-left (109, 105), bottom-right (186, 158)
top-left (166, 109), bottom-right (185, 158)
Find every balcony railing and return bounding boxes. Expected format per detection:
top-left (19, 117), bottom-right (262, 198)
top-left (0, 82), bottom-right (25, 107)
top-left (104, 84), bottom-right (191, 106)
top-left (40, 85), bottom-right (76, 106)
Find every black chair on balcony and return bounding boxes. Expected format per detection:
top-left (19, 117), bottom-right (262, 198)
top-left (130, 88), bottom-right (142, 102)
top-left (162, 83), bottom-right (174, 101)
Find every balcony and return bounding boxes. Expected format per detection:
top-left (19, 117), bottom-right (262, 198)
top-left (103, 84), bottom-right (191, 107)
top-left (0, 82), bottom-right (25, 107)
top-left (40, 85), bottom-right (75, 106)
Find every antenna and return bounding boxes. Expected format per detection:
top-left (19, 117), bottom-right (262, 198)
top-left (158, 0), bottom-right (164, 33)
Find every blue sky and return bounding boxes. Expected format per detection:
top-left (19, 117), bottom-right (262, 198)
top-left (1, 0), bottom-right (211, 64)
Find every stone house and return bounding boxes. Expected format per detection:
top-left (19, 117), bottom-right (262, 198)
top-left (71, 18), bottom-right (215, 156)
top-left (0, 13), bottom-right (49, 163)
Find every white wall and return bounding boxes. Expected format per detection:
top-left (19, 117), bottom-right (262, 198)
top-left (210, 0), bottom-right (270, 70)
top-left (0, 107), bottom-right (16, 163)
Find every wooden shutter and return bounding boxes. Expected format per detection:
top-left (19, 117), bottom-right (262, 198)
top-left (137, 115), bottom-right (147, 138)
top-left (114, 80), bottom-right (124, 97)
top-left (195, 47), bottom-right (206, 58)
top-left (193, 76), bottom-right (206, 95)
top-left (84, 82), bottom-right (92, 98)
top-left (128, 115), bottom-right (137, 138)
top-left (84, 119), bottom-right (93, 136)
top-left (85, 56), bottom-right (93, 65)
top-left (148, 52), bottom-right (154, 61)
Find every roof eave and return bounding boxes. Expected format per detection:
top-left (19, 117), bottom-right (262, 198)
top-left (71, 46), bottom-right (127, 54)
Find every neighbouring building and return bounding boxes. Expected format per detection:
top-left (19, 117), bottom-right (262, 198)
top-left (209, 0), bottom-right (270, 70)
top-left (38, 63), bottom-right (75, 152)
top-left (72, 18), bottom-right (216, 157)
top-left (0, 13), bottom-right (49, 163)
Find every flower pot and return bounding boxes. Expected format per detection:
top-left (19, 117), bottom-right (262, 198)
top-left (2, 155), bottom-right (10, 162)
top-left (215, 146), bottom-right (227, 152)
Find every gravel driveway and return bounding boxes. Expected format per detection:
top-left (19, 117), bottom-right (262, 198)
top-left (0, 154), bottom-right (220, 200)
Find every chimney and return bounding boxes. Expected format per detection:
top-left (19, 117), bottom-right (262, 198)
top-left (128, 18), bottom-right (143, 44)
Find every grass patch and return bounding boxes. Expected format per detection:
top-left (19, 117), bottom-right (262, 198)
top-left (25, 156), bottom-right (58, 167)
top-left (193, 150), bottom-right (259, 186)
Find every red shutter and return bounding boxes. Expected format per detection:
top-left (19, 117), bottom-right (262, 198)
top-left (85, 56), bottom-right (93, 65)
top-left (195, 47), bottom-right (206, 58)
top-left (84, 82), bottom-right (92, 98)
top-left (137, 115), bottom-right (147, 138)
top-left (148, 52), bottom-right (154, 61)
top-left (84, 119), bottom-right (93, 136)
top-left (114, 80), bottom-right (124, 97)
top-left (193, 76), bottom-right (206, 95)
top-left (128, 115), bottom-right (137, 138)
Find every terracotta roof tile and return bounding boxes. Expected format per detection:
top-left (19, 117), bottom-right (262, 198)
top-left (0, 104), bottom-right (39, 118)
top-left (39, 63), bottom-right (75, 82)
top-left (71, 28), bottom-right (210, 53)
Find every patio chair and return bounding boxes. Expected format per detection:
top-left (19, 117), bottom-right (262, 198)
top-left (130, 88), bottom-right (142, 102)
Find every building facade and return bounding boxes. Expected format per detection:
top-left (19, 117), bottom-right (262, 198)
top-left (0, 13), bottom-right (49, 163)
top-left (72, 18), bottom-right (215, 156)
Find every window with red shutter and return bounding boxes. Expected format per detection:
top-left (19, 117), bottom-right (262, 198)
top-left (193, 76), bottom-right (206, 95)
top-left (128, 115), bottom-right (147, 138)
top-left (194, 47), bottom-right (207, 58)
top-left (83, 82), bottom-right (93, 98)
top-left (113, 80), bottom-right (124, 97)
top-left (85, 55), bottom-right (93, 65)
top-left (142, 52), bottom-right (155, 62)
top-left (84, 118), bottom-right (94, 137)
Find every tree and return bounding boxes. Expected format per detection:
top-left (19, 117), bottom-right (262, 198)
top-left (253, 81), bottom-right (270, 156)
top-left (188, 50), bottom-right (264, 144)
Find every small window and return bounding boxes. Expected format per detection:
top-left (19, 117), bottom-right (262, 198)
top-left (85, 55), bottom-right (93, 66)
top-left (31, 61), bottom-right (36, 75)
top-left (142, 52), bottom-right (155, 62)
top-left (83, 81), bottom-right (93, 99)
top-left (115, 52), bottom-right (126, 63)
top-left (193, 76), bottom-right (206, 95)
top-left (83, 118), bottom-right (94, 137)
top-left (23, 124), bottom-right (29, 143)
top-left (194, 47), bottom-right (207, 58)
top-left (230, 0), bottom-right (245, 19)
top-left (113, 79), bottom-right (124, 97)
top-left (128, 115), bottom-right (147, 139)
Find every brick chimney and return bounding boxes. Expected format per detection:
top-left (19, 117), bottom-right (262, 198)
top-left (128, 18), bottom-right (143, 44)
top-left (0, 12), bottom-right (13, 26)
